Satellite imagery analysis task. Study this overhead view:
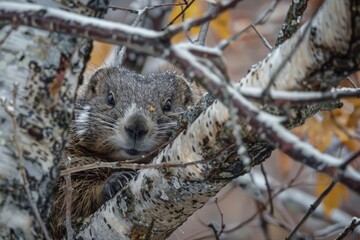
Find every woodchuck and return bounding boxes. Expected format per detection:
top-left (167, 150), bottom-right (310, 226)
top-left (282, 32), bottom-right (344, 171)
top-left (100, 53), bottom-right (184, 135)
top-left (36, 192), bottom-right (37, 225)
top-left (49, 67), bottom-right (193, 239)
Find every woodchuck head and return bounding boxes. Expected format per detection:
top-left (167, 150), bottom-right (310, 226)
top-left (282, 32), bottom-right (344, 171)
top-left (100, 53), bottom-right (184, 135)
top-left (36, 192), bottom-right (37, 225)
top-left (69, 67), bottom-right (193, 160)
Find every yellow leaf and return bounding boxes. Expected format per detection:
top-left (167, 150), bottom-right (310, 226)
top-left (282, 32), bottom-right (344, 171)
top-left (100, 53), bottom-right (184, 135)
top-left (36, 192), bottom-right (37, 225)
top-left (323, 111), bottom-right (349, 144)
top-left (343, 139), bottom-right (360, 151)
top-left (211, 11), bottom-right (232, 39)
top-left (348, 106), bottom-right (360, 128)
top-left (169, 1), bottom-right (232, 43)
top-left (315, 174), bottom-right (349, 218)
top-left (305, 116), bottom-right (331, 152)
top-left (169, 0), bottom-right (204, 43)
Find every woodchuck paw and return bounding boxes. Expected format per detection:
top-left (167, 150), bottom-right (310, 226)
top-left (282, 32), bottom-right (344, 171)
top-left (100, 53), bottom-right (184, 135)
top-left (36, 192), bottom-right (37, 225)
top-left (102, 171), bottom-right (137, 202)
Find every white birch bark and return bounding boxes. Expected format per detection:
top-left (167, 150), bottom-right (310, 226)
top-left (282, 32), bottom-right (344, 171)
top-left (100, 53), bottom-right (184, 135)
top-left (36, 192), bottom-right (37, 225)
top-left (0, 0), bottom-right (107, 239)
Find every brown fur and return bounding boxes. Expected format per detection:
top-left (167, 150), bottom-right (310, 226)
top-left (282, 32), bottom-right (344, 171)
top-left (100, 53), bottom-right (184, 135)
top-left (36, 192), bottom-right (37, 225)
top-left (49, 67), bottom-right (193, 239)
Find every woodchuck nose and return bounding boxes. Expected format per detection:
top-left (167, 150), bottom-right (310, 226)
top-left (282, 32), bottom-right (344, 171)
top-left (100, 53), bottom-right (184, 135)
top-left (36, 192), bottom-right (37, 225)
top-left (49, 67), bottom-right (193, 239)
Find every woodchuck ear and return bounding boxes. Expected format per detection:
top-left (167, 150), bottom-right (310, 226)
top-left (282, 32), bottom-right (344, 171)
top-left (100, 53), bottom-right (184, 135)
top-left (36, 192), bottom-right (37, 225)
top-left (87, 67), bottom-right (109, 96)
top-left (176, 75), bottom-right (193, 106)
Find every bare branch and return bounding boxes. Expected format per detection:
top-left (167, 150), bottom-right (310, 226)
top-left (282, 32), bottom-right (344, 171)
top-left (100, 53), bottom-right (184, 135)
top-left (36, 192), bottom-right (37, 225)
top-left (196, 3), bottom-right (217, 46)
top-left (336, 217), bottom-right (360, 240)
top-left (254, 0), bottom-right (280, 25)
top-left (251, 24), bottom-right (272, 51)
top-left (236, 172), bottom-right (360, 236)
top-left (330, 111), bottom-right (360, 141)
top-left (239, 87), bottom-right (360, 106)
top-left (340, 149), bottom-right (360, 169)
top-left (64, 174), bottom-right (74, 239)
top-left (0, 2), bottom-right (167, 55)
top-left (161, 0), bottom-right (196, 31)
top-left (260, 164), bottom-right (274, 215)
top-left (217, 0), bottom-right (279, 50)
top-left (108, 2), bottom-right (187, 14)
top-left (60, 143), bottom-right (236, 176)
top-left (286, 180), bottom-right (337, 239)
top-left (165, 0), bottom-right (242, 36)
top-left (107, 5), bottom-right (138, 14)
top-left (116, 7), bottom-right (149, 64)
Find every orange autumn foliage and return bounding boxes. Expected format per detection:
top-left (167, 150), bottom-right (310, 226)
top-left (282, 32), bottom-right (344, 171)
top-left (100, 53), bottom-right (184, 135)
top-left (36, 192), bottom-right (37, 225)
top-left (279, 93), bottom-right (360, 217)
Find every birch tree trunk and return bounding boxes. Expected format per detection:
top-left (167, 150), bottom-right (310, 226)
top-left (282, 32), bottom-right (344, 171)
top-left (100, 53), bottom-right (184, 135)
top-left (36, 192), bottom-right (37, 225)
top-left (0, 1), bottom-right (108, 239)
top-left (0, 0), bottom-right (359, 239)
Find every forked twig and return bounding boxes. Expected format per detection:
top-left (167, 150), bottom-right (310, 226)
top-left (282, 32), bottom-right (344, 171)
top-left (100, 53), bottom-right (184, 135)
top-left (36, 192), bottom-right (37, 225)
top-left (286, 180), bottom-right (337, 239)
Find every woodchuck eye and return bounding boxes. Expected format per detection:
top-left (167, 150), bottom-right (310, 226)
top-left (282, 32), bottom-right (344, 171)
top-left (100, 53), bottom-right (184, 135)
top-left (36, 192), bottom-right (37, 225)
top-left (107, 92), bottom-right (115, 106)
top-left (163, 99), bottom-right (172, 111)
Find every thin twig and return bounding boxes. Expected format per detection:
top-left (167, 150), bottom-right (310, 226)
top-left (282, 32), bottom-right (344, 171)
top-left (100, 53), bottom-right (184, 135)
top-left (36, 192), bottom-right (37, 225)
top-left (108, 5), bottom-right (138, 14)
top-left (314, 223), bottom-right (346, 239)
top-left (263, 213), bottom-right (295, 233)
top-left (64, 154), bottom-right (74, 239)
top-left (61, 143), bottom-right (236, 176)
top-left (116, 7), bottom-right (148, 64)
top-left (225, 204), bottom-right (260, 232)
top-left (196, 3), bottom-right (216, 46)
top-left (217, 0), bottom-right (279, 50)
top-left (336, 217), bottom-right (360, 240)
top-left (254, 0), bottom-right (280, 25)
top-left (260, 164), bottom-right (274, 215)
top-left (214, 198), bottom-right (225, 236)
top-left (257, 201), bottom-right (270, 240)
top-left (286, 180), bottom-right (337, 239)
top-left (340, 149), bottom-right (360, 169)
top-left (207, 223), bottom-right (220, 240)
top-left (240, 87), bottom-right (360, 106)
top-left (181, 2), bottom-right (195, 43)
top-left (330, 112), bottom-right (360, 141)
top-left (64, 174), bottom-right (74, 239)
top-left (108, 2), bottom-right (187, 14)
top-left (251, 24), bottom-right (272, 51)
top-left (345, 76), bottom-right (358, 88)
top-left (225, 168), bottom-right (306, 235)
top-left (162, 0), bottom-right (196, 31)
top-left (165, 0), bottom-right (241, 35)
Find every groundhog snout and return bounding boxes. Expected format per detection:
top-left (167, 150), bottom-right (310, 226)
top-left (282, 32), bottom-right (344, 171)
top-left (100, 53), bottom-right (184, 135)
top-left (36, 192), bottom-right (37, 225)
top-left (124, 114), bottom-right (149, 140)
